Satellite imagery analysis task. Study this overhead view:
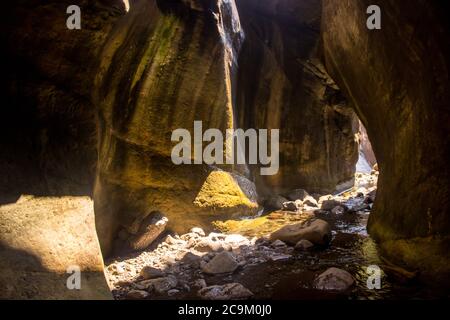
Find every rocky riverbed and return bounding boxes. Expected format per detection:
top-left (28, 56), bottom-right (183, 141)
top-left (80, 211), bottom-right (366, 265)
top-left (104, 171), bottom-right (448, 300)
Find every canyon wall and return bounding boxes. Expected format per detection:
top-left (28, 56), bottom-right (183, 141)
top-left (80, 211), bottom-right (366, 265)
top-left (322, 0), bottom-right (450, 278)
top-left (0, 0), bottom-right (124, 299)
top-left (236, 0), bottom-right (359, 197)
top-left (93, 0), bottom-right (259, 255)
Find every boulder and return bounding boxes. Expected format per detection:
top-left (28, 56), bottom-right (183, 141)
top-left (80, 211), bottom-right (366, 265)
top-left (0, 196), bottom-right (111, 299)
top-left (314, 268), bottom-right (355, 292)
top-left (270, 219), bottom-right (332, 246)
top-left (198, 283), bottom-right (253, 300)
top-left (202, 252), bottom-right (238, 275)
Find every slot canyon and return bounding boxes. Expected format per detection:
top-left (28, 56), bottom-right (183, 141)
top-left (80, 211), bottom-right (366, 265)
top-left (0, 0), bottom-right (449, 300)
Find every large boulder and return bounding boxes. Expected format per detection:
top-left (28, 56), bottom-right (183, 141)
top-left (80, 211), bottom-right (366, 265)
top-left (0, 196), bottom-right (111, 299)
top-left (270, 219), bottom-right (332, 246)
top-left (322, 0), bottom-right (450, 278)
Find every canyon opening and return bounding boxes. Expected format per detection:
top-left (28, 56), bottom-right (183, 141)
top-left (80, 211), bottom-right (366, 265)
top-left (1, 0), bottom-right (449, 305)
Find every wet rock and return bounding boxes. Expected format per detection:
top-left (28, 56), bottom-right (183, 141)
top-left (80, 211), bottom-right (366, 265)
top-left (285, 189), bottom-right (310, 201)
top-left (295, 239), bottom-right (315, 251)
top-left (190, 227), bottom-right (206, 237)
top-left (202, 252), bottom-right (238, 275)
top-left (321, 200), bottom-right (344, 211)
top-left (140, 266), bottom-right (165, 280)
top-left (126, 290), bottom-right (149, 300)
top-left (198, 283), bottom-right (253, 300)
top-left (314, 268), bottom-right (355, 292)
top-left (270, 219), bottom-right (332, 246)
top-left (282, 201), bottom-right (301, 212)
top-left (265, 195), bottom-right (289, 210)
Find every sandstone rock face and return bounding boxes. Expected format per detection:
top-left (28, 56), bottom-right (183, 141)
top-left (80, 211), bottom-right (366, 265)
top-left (0, 196), bottom-right (111, 299)
top-left (1, 0), bottom-right (124, 300)
top-left (235, 0), bottom-right (359, 197)
top-left (322, 0), bottom-right (450, 278)
top-left (94, 0), bottom-right (259, 255)
top-left (1, 1), bottom-right (124, 201)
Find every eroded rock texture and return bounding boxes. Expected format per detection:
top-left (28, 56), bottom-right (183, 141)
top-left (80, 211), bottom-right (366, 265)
top-left (235, 0), bottom-right (359, 197)
top-left (1, 0), bottom-right (124, 201)
top-left (1, 0), bottom-right (124, 299)
top-left (94, 0), bottom-right (259, 255)
top-left (322, 0), bottom-right (450, 278)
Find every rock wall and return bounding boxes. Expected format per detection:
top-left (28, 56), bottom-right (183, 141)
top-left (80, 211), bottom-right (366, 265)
top-left (235, 0), bottom-right (359, 197)
top-left (322, 0), bottom-right (450, 278)
top-left (0, 0), bottom-right (124, 299)
top-left (1, 0), bottom-right (124, 201)
top-left (94, 0), bottom-right (259, 255)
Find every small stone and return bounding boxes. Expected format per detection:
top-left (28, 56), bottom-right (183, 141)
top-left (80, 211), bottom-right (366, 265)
top-left (202, 251), bottom-right (238, 275)
top-left (140, 266), bottom-right (165, 280)
top-left (180, 252), bottom-right (202, 267)
top-left (282, 201), bottom-right (300, 212)
top-left (126, 290), bottom-right (149, 299)
top-left (303, 196), bottom-right (318, 208)
top-left (194, 239), bottom-right (223, 252)
top-left (295, 239), bottom-right (314, 251)
top-left (142, 276), bottom-right (178, 294)
top-left (314, 268), bottom-right (355, 292)
top-left (269, 254), bottom-right (292, 261)
top-left (198, 283), bottom-right (253, 300)
top-left (193, 279), bottom-right (207, 289)
top-left (271, 240), bottom-right (287, 248)
top-left (331, 205), bottom-right (347, 215)
top-left (167, 289), bottom-right (180, 296)
top-left (190, 227), bottom-right (206, 237)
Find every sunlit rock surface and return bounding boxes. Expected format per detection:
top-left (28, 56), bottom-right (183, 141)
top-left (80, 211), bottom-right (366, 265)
top-left (0, 196), bottom-right (111, 299)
